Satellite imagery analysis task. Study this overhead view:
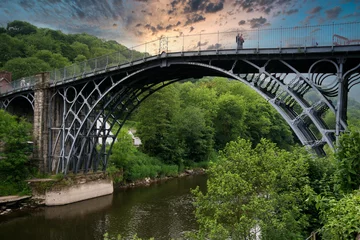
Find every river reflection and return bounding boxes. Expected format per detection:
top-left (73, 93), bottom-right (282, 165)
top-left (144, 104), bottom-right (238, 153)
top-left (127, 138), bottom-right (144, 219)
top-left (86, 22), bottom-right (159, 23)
top-left (0, 174), bottom-right (207, 240)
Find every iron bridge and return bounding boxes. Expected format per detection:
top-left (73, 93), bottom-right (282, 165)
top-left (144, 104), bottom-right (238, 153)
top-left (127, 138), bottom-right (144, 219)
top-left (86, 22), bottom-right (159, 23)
top-left (1, 22), bottom-right (360, 174)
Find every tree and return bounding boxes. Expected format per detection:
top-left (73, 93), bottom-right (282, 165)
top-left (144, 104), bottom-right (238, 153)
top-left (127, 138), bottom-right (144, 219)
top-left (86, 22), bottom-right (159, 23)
top-left (34, 50), bottom-right (71, 69)
top-left (0, 110), bottom-right (32, 195)
top-left (0, 34), bottom-right (26, 67)
top-left (336, 127), bottom-right (360, 192)
top-left (3, 57), bottom-right (51, 80)
top-left (318, 192), bottom-right (360, 239)
top-left (173, 106), bottom-right (214, 164)
top-left (192, 138), bottom-right (311, 239)
top-left (71, 41), bottom-right (90, 59)
top-left (213, 93), bottom-right (247, 150)
top-left (6, 20), bottom-right (37, 36)
top-left (135, 85), bottom-right (182, 165)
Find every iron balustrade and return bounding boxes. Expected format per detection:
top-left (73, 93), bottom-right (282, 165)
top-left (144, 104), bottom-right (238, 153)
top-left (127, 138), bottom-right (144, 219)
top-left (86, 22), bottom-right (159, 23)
top-left (0, 21), bottom-right (359, 96)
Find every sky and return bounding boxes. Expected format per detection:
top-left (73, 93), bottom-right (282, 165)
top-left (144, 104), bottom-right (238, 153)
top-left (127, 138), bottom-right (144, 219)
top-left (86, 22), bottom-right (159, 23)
top-left (0, 0), bottom-right (359, 48)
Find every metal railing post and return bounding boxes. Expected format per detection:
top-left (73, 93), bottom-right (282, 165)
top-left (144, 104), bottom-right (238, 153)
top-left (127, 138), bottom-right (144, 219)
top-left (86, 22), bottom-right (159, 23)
top-left (159, 37), bottom-right (161, 55)
top-left (280, 26), bottom-right (282, 50)
top-left (95, 59), bottom-right (97, 72)
top-left (144, 42), bottom-right (147, 60)
top-left (182, 34), bottom-right (184, 53)
top-left (131, 47), bottom-right (134, 62)
top-left (257, 28), bottom-right (260, 50)
top-left (199, 32), bottom-right (201, 51)
top-left (332, 22), bottom-right (334, 48)
top-left (217, 31), bottom-right (219, 51)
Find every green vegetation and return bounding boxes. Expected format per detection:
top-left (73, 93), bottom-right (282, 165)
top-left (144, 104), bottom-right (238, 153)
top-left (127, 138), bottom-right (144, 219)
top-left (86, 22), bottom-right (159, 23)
top-left (1, 20), bottom-right (359, 239)
top-left (108, 78), bottom-right (295, 183)
top-left (0, 109), bottom-right (33, 195)
top-left (190, 127), bottom-right (360, 239)
top-left (0, 20), bottom-right (135, 80)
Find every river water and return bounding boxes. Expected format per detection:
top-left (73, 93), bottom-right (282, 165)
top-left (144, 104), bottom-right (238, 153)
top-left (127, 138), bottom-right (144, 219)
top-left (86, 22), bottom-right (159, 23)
top-left (0, 174), bottom-right (207, 240)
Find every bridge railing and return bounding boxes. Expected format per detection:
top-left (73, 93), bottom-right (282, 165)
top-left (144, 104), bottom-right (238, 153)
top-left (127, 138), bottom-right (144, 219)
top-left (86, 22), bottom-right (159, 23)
top-left (0, 76), bottom-right (37, 95)
top-left (1, 22), bottom-right (359, 95)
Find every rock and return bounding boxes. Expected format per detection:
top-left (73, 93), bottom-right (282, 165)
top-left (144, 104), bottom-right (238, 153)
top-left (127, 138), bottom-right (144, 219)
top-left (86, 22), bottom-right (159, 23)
top-left (185, 169), bottom-right (194, 175)
top-left (1, 206), bottom-right (6, 210)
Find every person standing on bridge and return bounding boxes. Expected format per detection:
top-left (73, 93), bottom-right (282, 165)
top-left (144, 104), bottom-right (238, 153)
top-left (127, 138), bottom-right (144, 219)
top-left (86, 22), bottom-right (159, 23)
top-left (236, 33), bottom-right (244, 49)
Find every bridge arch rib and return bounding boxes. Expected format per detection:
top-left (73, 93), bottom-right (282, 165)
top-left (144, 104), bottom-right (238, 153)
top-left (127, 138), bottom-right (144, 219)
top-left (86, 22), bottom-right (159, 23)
top-left (48, 55), bottom-right (347, 174)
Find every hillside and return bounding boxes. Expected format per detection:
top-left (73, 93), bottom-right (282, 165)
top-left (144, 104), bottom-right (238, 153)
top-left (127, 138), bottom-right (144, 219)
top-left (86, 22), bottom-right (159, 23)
top-left (0, 20), bottom-right (132, 80)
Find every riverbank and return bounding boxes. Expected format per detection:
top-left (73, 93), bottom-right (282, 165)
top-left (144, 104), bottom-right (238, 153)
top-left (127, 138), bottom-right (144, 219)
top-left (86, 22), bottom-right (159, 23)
top-left (0, 168), bottom-right (206, 216)
top-left (115, 168), bottom-right (206, 189)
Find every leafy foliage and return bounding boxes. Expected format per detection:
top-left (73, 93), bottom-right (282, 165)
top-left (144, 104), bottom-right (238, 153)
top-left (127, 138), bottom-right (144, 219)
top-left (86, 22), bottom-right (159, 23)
top-left (0, 110), bottom-right (32, 195)
top-left (0, 20), bottom-right (137, 80)
top-left (336, 127), bottom-right (360, 192)
top-left (192, 139), bottom-right (312, 239)
top-left (319, 192), bottom-right (360, 239)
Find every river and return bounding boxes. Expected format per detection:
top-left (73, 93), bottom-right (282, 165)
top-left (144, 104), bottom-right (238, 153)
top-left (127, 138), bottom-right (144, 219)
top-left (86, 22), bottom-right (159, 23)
top-left (0, 174), bottom-right (207, 240)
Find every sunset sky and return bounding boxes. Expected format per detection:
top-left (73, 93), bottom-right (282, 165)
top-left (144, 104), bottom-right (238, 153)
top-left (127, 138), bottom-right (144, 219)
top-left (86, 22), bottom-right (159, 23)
top-left (0, 0), bottom-right (359, 47)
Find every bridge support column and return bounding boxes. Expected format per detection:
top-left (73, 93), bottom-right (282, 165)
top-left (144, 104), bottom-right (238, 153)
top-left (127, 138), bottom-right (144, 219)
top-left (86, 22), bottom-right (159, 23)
top-left (33, 73), bottom-right (51, 173)
top-left (335, 59), bottom-right (348, 147)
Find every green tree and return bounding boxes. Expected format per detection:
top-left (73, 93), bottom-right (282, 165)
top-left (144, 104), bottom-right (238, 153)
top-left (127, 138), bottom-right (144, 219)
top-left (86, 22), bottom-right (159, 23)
top-left (0, 110), bottom-right (32, 195)
top-left (0, 34), bottom-right (26, 66)
top-left (3, 57), bottom-right (51, 80)
top-left (213, 93), bottom-right (247, 149)
top-left (110, 129), bottom-right (137, 171)
top-left (336, 127), bottom-right (360, 192)
top-left (135, 85), bottom-right (182, 165)
top-left (34, 50), bottom-right (71, 68)
top-left (192, 138), bottom-right (311, 239)
top-left (318, 192), bottom-right (360, 239)
top-left (6, 20), bottom-right (37, 36)
top-left (71, 41), bottom-right (90, 59)
top-left (173, 106), bottom-right (214, 164)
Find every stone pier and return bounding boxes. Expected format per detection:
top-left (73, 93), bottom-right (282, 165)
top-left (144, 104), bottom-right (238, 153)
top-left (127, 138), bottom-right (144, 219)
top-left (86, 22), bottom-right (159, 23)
top-left (33, 72), bottom-right (52, 173)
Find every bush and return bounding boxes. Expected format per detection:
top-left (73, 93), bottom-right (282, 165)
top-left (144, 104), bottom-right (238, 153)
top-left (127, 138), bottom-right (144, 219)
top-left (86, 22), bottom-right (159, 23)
top-left (0, 110), bottom-right (32, 195)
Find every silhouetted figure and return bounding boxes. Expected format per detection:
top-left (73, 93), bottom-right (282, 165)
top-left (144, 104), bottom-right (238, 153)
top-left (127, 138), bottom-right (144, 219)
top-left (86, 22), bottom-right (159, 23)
top-left (236, 33), bottom-right (244, 49)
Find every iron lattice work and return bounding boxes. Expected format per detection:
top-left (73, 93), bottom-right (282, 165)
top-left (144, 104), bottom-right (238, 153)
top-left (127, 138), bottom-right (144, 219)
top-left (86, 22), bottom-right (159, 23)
top-left (0, 45), bottom-right (359, 174)
top-left (43, 54), bottom-right (360, 174)
top-left (0, 92), bottom-right (34, 110)
top-left (47, 69), bottom-right (178, 174)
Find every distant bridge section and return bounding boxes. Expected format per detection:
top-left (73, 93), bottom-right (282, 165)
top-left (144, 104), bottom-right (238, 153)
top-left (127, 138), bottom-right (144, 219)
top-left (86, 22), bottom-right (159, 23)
top-left (1, 22), bottom-right (360, 175)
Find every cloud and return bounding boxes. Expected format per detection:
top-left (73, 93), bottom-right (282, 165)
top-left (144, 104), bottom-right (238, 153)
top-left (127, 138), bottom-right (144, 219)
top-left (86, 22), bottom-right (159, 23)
top-left (310, 28), bottom-right (321, 34)
top-left (342, 12), bottom-right (360, 19)
top-left (284, 9), bottom-right (298, 15)
top-left (182, 0), bottom-right (225, 13)
top-left (165, 21), bottom-right (181, 30)
top-left (326, 6), bottom-right (342, 20)
top-left (184, 14), bottom-right (206, 26)
top-left (19, 0), bottom-right (35, 10)
top-left (248, 16), bottom-right (269, 28)
top-left (308, 6), bottom-right (322, 14)
top-left (197, 41), bottom-right (208, 47)
top-left (205, 1), bottom-right (224, 13)
top-left (234, 0), bottom-right (294, 14)
top-left (207, 43), bottom-right (222, 50)
top-left (189, 26), bottom-right (195, 32)
top-left (238, 20), bottom-right (246, 25)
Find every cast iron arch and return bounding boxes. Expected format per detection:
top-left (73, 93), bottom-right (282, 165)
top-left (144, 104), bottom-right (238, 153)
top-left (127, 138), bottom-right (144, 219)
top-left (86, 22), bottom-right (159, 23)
top-left (49, 59), bottom-right (342, 174)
